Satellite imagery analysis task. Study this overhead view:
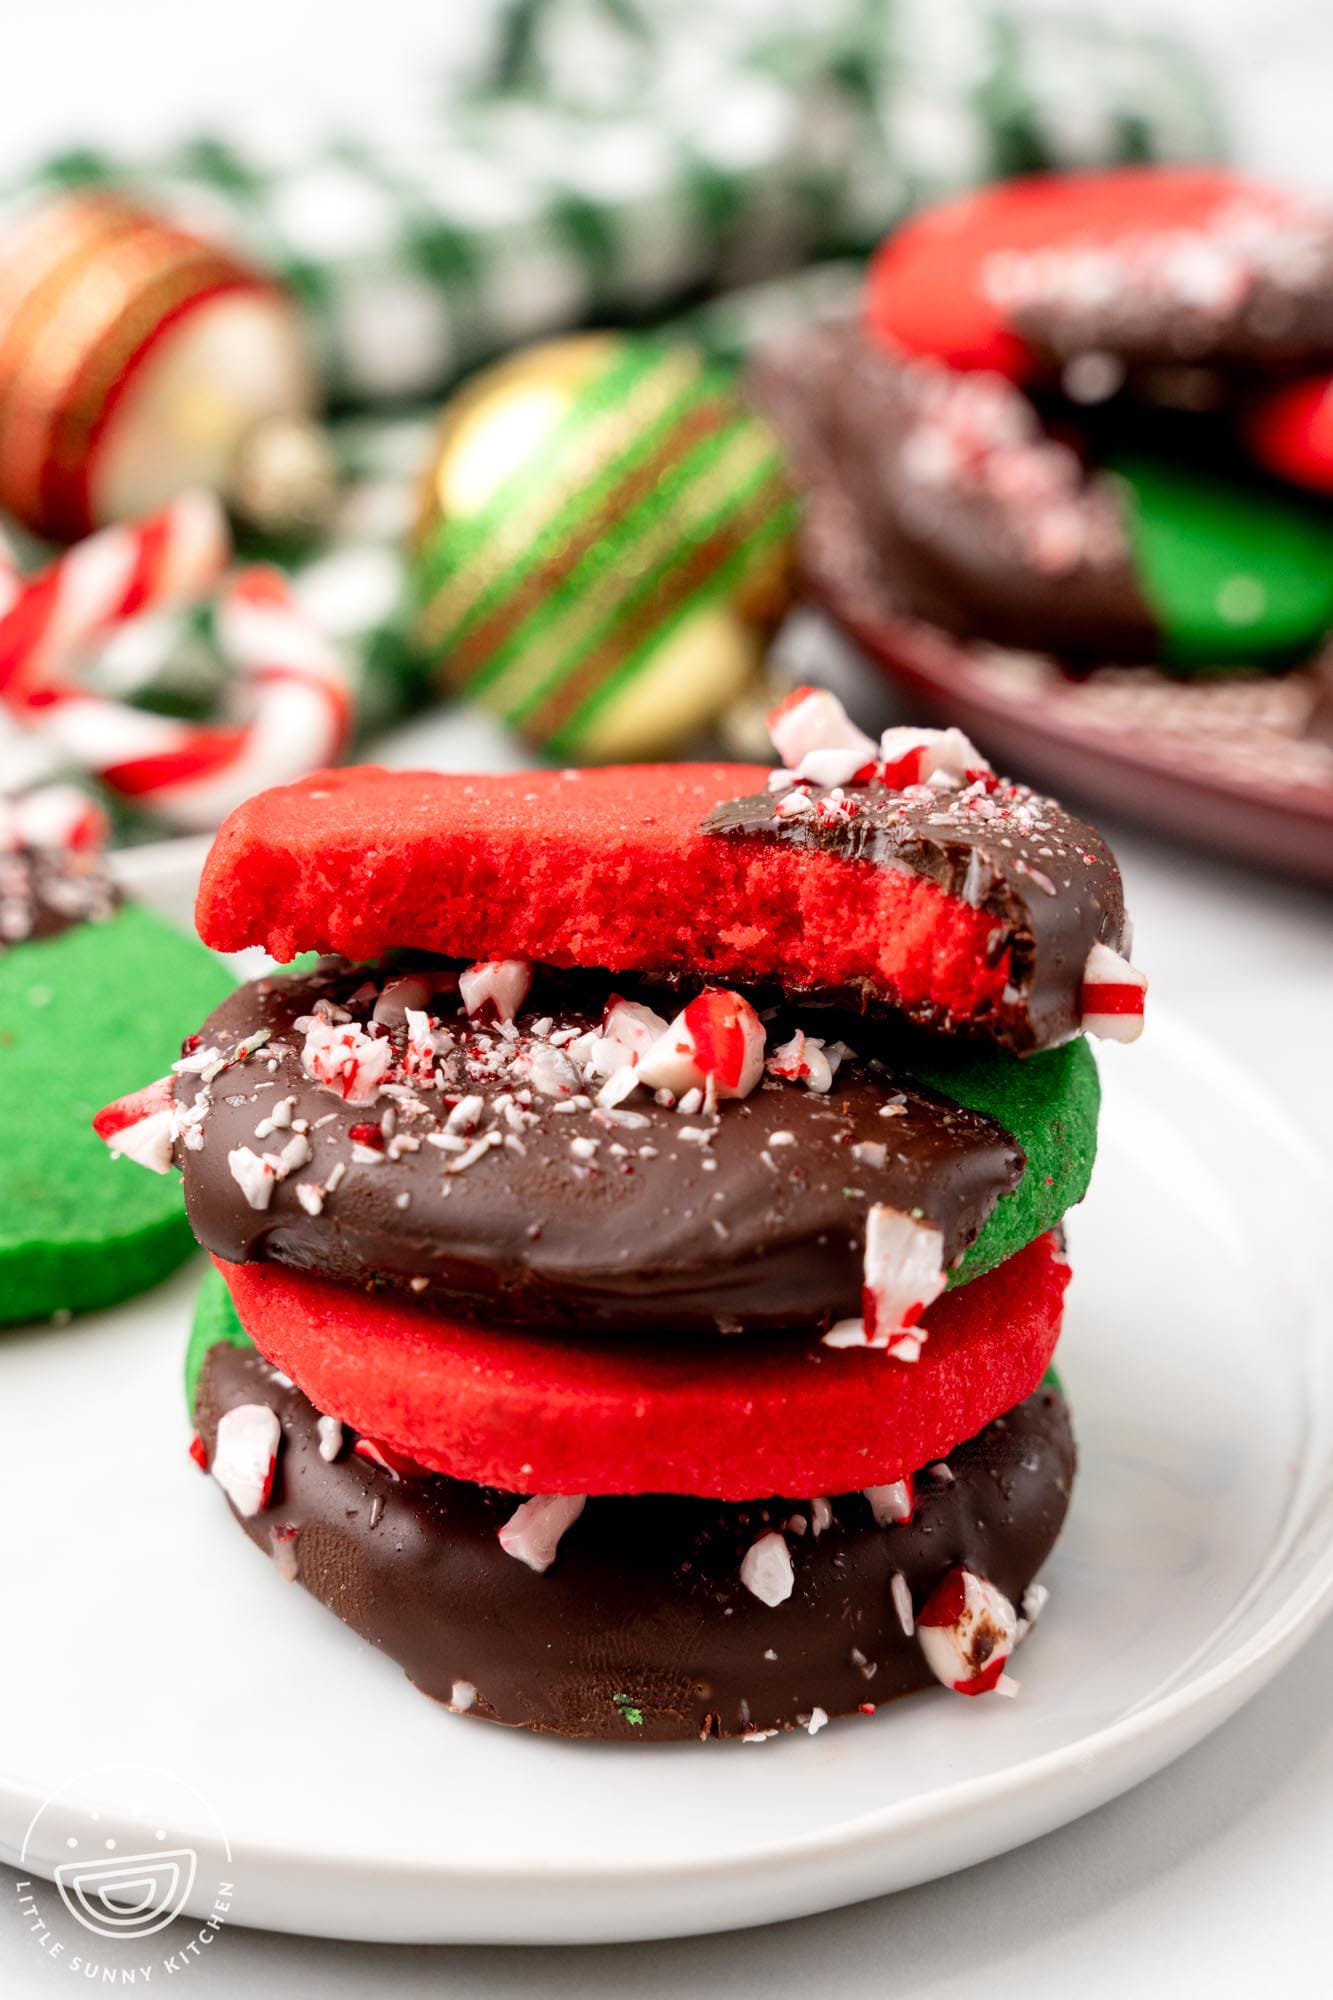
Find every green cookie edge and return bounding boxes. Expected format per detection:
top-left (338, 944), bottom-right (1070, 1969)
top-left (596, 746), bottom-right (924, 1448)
top-left (0, 902), bottom-right (232, 1325)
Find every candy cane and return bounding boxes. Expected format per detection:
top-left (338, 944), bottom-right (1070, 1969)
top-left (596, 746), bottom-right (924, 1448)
top-left (0, 521), bottom-right (23, 623)
top-left (3, 561), bottom-right (350, 831)
top-left (0, 487), bottom-right (229, 698)
top-left (0, 780), bottom-right (107, 852)
top-left (1080, 941), bottom-right (1148, 1043)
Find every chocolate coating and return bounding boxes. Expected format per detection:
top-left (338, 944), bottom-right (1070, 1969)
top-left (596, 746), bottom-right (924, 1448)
top-left (703, 779), bottom-right (1127, 1054)
top-left (197, 1339), bottom-right (1075, 1740)
top-left (997, 209), bottom-right (1333, 381)
top-left (175, 961), bottom-right (1022, 1337)
top-left (0, 845), bottom-right (118, 952)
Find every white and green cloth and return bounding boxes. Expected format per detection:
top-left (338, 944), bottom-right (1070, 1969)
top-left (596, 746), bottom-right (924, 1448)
top-left (21, 0), bottom-right (1221, 406)
top-left (5, 0), bottom-right (1223, 830)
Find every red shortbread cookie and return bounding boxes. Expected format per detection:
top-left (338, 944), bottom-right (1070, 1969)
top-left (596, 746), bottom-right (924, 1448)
top-left (196, 760), bottom-right (1129, 1050)
top-left (197, 761), bottom-right (1014, 1029)
top-left (865, 167), bottom-right (1295, 378)
top-left (216, 1232), bottom-right (1069, 1501)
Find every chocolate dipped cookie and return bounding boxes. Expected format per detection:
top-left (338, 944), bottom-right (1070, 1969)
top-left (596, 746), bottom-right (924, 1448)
top-left (764, 166), bottom-right (1333, 682)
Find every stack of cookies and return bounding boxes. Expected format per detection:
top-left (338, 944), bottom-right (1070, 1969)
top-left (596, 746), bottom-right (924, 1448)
top-left (96, 691), bottom-right (1144, 1740)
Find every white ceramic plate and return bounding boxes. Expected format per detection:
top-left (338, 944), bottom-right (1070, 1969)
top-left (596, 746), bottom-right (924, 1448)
top-left (1, 859), bottom-right (1329, 1945)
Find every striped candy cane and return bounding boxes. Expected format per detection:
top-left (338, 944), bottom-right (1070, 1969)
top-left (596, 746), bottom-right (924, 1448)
top-left (9, 564), bottom-right (350, 831)
top-left (0, 781), bottom-right (108, 851)
top-left (0, 487), bottom-right (229, 699)
top-left (0, 521), bottom-right (23, 623)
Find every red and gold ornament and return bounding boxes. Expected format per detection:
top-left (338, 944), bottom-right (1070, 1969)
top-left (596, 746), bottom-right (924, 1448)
top-left (0, 190), bottom-right (317, 540)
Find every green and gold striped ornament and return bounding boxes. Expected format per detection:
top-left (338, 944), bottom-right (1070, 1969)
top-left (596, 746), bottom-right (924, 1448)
top-left (410, 333), bottom-right (798, 761)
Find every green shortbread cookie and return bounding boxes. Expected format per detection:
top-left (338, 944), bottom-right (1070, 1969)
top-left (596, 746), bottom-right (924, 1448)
top-left (0, 902), bottom-right (233, 1324)
top-left (916, 1032), bottom-right (1099, 1288)
top-left (1113, 450), bottom-right (1333, 668)
top-left (186, 1261), bottom-right (255, 1414)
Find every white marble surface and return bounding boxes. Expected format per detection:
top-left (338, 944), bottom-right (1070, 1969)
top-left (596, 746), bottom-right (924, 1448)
top-left (2, 1), bottom-right (1331, 1991)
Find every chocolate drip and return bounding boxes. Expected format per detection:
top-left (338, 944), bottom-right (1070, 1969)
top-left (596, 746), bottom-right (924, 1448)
top-left (197, 1341), bottom-right (1075, 1741)
top-left (0, 845), bottom-right (119, 952)
top-left (703, 780), bottom-right (1127, 1053)
top-left (175, 961), bottom-right (1023, 1337)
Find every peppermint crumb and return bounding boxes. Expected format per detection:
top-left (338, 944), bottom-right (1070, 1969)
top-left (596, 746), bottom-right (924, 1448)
top-left (395, 1191), bottom-right (411, 1210)
top-left (444, 1130), bottom-right (503, 1173)
top-left (295, 1183), bottom-right (325, 1217)
top-left (569, 1135), bottom-right (600, 1162)
top-left (409, 1276), bottom-right (429, 1293)
top-left (769, 1131), bottom-right (796, 1147)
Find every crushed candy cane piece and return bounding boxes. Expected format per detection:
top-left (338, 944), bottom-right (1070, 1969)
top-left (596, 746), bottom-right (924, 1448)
top-left (497, 1493), bottom-right (587, 1573)
top-left (891, 1571), bottom-right (915, 1637)
top-left (739, 1530), bottom-right (795, 1607)
top-left (459, 958), bottom-right (532, 1023)
top-left (863, 1477), bottom-right (914, 1526)
top-left (0, 783), bottom-right (108, 854)
top-left (768, 684), bottom-right (878, 786)
top-left (353, 1435), bottom-right (427, 1480)
top-left (402, 1007), bottom-right (437, 1081)
top-left (301, 1017), bottom-right (393, 1103)
top-left (766, 1028), bottom-right (840, 1093)
top-left (211, 1402), bottom-right (281, 1518)
top-left (601, 995), bottom-right (669, 1063)
top-left (878, 724), bottom-right (990, 791)
top-left (449, 1680), bottom-right (478, 1713)
top-left (863, 1204), bottom-right (947, 1344)
top-left (92, 1075), bottom-right (175, 1173)
top-left (316, 1415), bottom-right (343, 1462)
top-left (636, 988), bottom-right (765, 1100)
top-left (1080, 940), bottom-right (1147, 1043)
top-left (227, 1146), bottom-right (276, 1211)
top-left (823, 1316), bottom-right (868, 1349)
top-left (805, 1707), bottom-right (829, 1736)
top-left (269, 1523), bottom-right (300, 1582)
top-left (916, 1568), bottom-right (1019, 1696)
